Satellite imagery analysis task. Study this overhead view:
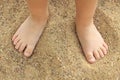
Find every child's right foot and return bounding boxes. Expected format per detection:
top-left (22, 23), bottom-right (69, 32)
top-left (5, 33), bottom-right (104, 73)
top-left (12, 15), bottom-right (48, 57)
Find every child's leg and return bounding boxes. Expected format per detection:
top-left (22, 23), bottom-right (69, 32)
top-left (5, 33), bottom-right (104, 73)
top-left (12, 0), bottom-right (48, 57)
top-left (75, 0), bottom-right (108, 63)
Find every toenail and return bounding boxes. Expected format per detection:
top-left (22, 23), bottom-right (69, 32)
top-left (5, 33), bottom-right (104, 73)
top-left (89, 58), bottom-right (96, 63)
top-left (24, 53), bottom-right (31, 57)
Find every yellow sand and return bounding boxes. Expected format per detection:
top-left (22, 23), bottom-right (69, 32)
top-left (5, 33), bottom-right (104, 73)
top-left (0, 0), bottom-right (120, 80)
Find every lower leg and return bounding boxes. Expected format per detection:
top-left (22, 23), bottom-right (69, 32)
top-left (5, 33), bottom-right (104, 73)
top-left (12, 0), bottom-right (48, 57)
top-left (75, 0), bottom-right (108, 63)
top-left (27, 0), bottom-right (48, 21)
top-left (75, 0), bottom-right (97, 26)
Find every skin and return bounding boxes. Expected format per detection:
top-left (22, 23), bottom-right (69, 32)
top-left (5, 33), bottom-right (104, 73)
top-left (12, 0), bottom-right (108, 63)
top-left (75, 0), bottom-right (108, 63)
top-left (12, 0), bottom-right (48, 57)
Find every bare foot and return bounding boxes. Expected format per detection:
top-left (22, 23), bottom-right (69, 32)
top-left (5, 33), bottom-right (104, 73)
top-left (76, 20), bottom-right (108, 64)
top-left (12, 15), bottom-right (48, 57)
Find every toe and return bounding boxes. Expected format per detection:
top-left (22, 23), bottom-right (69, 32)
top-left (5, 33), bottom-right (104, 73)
top-left (24, 45), bottom-right (35, 57)
top-left (15, 41), bottom-right (22, 50)
top-left (98, 48), bottom-right (104, 58)
top-left (101, 46), bottom-right (107, 55)
top-left (103, 42), bottom-right (108, 50)
top-left (12, 33), bottom-right (18, 41)
top-left (85, 52), bottom-right (96, 64)
top-left (19, 43), bottom-right (27, 52)
top-left (93, 50), bottom-right (101, 60)
top-left (13, 37), bottom-right (20, 45)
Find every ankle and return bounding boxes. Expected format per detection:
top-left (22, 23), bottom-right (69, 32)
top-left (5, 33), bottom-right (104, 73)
top-left (30, 8), bottom-right (49, 20)
top-left (76, 18), bottom-right (93, 28)
top-left (30, 12), bottom-right (49, 23)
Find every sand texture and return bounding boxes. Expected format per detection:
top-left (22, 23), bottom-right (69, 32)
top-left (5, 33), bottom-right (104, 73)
top-left (0, 0), bottom-right (120, 80)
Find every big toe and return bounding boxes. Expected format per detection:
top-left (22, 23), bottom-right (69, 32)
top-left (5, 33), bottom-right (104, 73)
top-left (24, 45), bottom-right (34, 57)
top-left (85, 52), bottom-right (96, 64)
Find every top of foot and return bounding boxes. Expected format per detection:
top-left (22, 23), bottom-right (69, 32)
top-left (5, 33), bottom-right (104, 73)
top-left (76, 22), bottom-right (108, 64)
top-left (12, 15), bottom-right (48, 57)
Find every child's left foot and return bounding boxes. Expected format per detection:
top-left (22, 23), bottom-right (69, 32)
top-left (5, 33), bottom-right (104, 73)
top-left (76, 20), bottom-right (108, 64)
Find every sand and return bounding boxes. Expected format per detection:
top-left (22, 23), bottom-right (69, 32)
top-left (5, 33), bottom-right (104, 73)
top-left (0, 0), bottom-right (120, 80)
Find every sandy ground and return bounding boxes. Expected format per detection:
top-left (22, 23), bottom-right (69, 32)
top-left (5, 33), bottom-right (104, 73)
top-left (0, 0), bottom-right (120, 80)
